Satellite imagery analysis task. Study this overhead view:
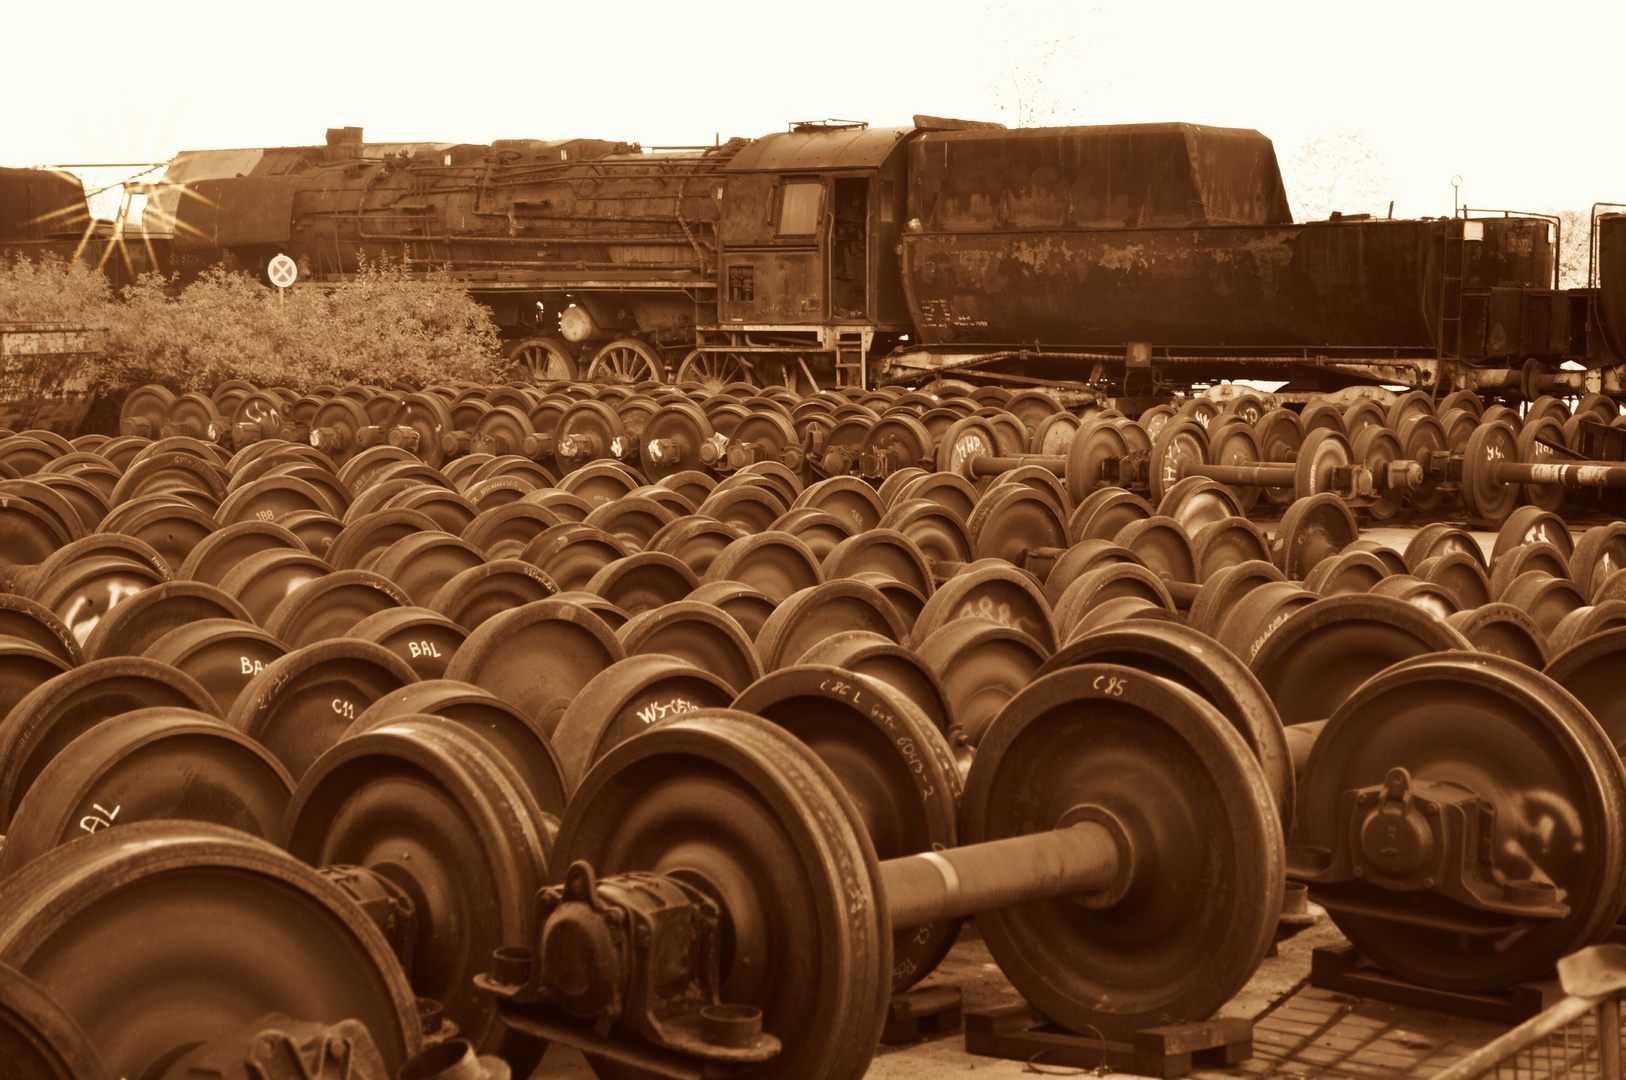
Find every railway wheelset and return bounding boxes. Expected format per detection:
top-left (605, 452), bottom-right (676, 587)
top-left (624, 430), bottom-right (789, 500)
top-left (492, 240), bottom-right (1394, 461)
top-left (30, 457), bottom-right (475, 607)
top-left (0, 376), bottom-right (1625, 1078)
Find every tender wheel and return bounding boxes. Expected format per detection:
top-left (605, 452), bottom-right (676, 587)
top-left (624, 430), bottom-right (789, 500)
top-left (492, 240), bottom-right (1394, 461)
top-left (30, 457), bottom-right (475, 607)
top-left (731, 666), bottom-right (963, 992)
top-left (677, 350), bottom-right (750, 393)
top-left (0, 961), bottom-right (112, 1080)
top-left (1148, 418), bottom-right (1207, 506)
top-left (284, 715), bottom-right (554, 1069)
top-left (587, 339), bottom-right (664, 384)
top-left (1065, 422), bottom-right (1133, 505)
top-left (1035, 622), bottom-right (1293, 834)
top-left (1247, 593), bottom-right (1472, 726)
top-left (961, 665), bottom-right (1283, 1040)
top-left (1461, 419), bottom-right (1520, 525)
top-left (1293, 428), bottom-right (1355, 501)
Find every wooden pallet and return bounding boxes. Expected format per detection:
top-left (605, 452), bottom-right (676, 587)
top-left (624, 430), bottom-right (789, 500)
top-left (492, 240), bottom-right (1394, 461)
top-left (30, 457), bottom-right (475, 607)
top-left (880, 985), bottom-right (963, 1043)
top-left (1310, 944), bottom-right (1563, 1024)
top-left (964, 1004), bottom-right (1253, 1078)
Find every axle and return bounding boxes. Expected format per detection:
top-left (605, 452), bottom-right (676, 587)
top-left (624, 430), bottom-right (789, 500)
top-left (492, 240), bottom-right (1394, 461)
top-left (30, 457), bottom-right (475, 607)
top-left (966, 452), bottom-right (1066, 477)
top-left (879, 820), bottom-right (1124, 928)
top-left (1490, 459), bottom-right (1626, 489)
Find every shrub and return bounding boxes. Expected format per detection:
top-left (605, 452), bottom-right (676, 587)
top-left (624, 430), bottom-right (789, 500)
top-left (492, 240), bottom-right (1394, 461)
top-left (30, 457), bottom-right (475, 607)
top-left (2, 250), bottom-right (504, 395)
top-left (0, 252), bottom-right (111, 323)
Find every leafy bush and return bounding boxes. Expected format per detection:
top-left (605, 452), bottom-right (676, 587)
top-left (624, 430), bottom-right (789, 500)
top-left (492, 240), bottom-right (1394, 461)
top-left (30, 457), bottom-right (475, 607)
top-left (1, 251), bottom-right (504, 395)
top-left (0, 252), bottom-right (112, 323)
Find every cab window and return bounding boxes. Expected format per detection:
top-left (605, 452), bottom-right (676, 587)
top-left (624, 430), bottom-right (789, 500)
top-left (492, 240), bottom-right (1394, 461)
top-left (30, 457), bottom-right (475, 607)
top-left (777, 180), bottom-right (823, 236)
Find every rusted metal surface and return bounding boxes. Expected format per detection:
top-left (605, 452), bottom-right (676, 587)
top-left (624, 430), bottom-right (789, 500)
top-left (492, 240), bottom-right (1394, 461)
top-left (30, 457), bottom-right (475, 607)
top-left (169, 129), bottom-right (733, 288)
top-left (902, 216), bottom-right (1553, 357)
top-left (0, 323), bottom-right (102, 435)
top-left (0, 167), bottom-right (90, 241)
top-left (723, 124), bottom-right (912, 173)
top-left (910, 123), bottom-right (1294, 231)
top-left (171, 176), bottom-right (301, 249)
top-left (1596, 215), bottom-right (1626, 363)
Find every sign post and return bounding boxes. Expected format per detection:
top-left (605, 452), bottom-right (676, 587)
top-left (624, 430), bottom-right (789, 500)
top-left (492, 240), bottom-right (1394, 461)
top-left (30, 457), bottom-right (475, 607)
top-left (268, 254), bottom-right (298, 308)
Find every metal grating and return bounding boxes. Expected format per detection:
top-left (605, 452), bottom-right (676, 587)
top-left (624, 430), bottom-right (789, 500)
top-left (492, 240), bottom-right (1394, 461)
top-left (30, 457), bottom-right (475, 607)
top-left (1195, 984), bottom-right (1502, 1079)
top-left (1196, 949), bottom-right (1626, 1080)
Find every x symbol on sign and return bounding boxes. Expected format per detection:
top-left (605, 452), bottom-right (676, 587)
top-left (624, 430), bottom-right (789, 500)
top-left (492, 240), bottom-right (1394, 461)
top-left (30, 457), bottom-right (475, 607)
top-left (268, 254), bottom-right (297, 288)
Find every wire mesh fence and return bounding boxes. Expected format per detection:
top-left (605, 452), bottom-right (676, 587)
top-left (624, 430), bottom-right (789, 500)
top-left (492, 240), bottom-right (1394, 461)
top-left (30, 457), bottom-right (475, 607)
top-left (1428, 948), bottom-right (1625, 1080)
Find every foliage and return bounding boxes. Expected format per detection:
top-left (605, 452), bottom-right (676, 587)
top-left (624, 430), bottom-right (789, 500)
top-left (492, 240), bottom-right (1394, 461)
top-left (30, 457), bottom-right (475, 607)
top-left (0, 251), bottom-right (112, 323)
top-left (1548, 208), bottom-right (1590, 290)
top-left (296, 254), bottom-right (505, 388)
top-left (0, 250), bottom-right (504, 394)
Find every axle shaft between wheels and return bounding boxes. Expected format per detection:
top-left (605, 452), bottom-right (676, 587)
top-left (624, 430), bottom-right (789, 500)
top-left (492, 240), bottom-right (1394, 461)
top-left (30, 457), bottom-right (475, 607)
top-left (879, 821), bottom-right (1122, 929)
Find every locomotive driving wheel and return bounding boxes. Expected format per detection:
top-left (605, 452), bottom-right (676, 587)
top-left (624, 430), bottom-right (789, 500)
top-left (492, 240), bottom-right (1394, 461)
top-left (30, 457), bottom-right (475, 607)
top-left (506, 337), bottom-right (578, 381)
top-left (676, 350), bottom-right (750, 393)
top-left (587, 339), bottom-right (664, 384)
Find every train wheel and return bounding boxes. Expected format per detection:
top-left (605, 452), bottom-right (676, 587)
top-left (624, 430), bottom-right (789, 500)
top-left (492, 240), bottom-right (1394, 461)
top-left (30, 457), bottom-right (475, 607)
top-left (505, 337), bottom-right (578, 381)
top-left (0, 821), bottom-right (421, 1078)
top-left (676, 350), bottom-right (749, 393)
top-left (587, 339), bottom-right (663, 384)
top-left (1296, 654), bottom-right (1626, 992)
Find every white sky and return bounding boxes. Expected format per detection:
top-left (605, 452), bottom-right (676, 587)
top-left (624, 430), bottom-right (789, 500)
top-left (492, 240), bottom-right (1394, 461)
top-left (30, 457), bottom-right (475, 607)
top-left (5, 0), bottom-right (1622, 220)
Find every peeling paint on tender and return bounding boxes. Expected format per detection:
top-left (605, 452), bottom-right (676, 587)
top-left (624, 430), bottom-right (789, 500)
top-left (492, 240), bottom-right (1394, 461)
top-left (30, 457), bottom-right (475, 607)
top-left (1097, 245), bottom-right (1145, 271)
top-left (955, 250), bottom-right (995, 277)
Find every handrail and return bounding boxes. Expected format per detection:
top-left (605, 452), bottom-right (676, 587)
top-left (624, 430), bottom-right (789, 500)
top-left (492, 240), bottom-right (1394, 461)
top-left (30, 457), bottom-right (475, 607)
top-left (1430, 944), bottom-right (1626, 1080)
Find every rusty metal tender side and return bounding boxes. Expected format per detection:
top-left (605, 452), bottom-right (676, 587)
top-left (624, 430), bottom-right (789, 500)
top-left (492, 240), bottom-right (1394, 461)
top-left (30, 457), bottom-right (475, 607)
top-left (889, 122), bottom-right (1564, 396)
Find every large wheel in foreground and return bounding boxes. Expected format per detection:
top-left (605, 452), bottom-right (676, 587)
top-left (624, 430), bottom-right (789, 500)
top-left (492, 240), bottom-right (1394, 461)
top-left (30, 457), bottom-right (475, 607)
top-left (555, 710), bottom-right (890, 1080)
top-left (0, 821), bottom-right (421, 1079)
top-left (1296, 653), bottom-right (1626, 991)
top-left (283, 716), bottom-right (553, 1070)
top-left (0, 961), bottom-right (111, 1080)
top-left (961, 665), bottom-right (1283, 1040)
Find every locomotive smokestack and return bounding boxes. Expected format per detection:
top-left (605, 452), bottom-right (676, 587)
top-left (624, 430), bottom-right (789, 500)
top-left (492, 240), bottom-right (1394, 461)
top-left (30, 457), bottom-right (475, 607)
top-left (325, 127), bottom-right (364, 162)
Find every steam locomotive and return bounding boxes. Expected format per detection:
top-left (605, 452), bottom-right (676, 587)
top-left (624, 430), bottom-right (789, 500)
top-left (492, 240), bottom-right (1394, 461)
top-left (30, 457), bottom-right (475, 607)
top-left (10, 118), bottom-right (1625, 401)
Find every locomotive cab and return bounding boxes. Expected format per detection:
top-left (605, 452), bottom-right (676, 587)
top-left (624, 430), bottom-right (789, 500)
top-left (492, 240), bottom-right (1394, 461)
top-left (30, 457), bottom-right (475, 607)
top-left (704, 122), bottom-right (917, 384)
top-left (715, 123), bottom-right (911, 328)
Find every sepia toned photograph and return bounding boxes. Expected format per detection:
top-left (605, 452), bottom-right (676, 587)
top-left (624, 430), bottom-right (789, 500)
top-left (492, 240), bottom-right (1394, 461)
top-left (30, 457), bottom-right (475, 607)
top-left (2, 2), bottom-right (1625, 1078)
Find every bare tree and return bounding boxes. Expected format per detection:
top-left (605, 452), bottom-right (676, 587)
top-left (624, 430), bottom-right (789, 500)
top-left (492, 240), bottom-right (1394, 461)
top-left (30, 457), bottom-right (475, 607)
top-left (1545, 208), bottom-right (1591, 290)
top-left (1277, 128), bottom-right (1398, 223)
top-left (984, 2), bottom-right (1099, 127)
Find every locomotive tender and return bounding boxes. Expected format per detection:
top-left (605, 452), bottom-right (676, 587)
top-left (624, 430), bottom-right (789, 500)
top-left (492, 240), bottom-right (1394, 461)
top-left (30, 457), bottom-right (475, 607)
top-left (18, 117), bottom-right (1626, 400)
